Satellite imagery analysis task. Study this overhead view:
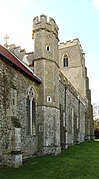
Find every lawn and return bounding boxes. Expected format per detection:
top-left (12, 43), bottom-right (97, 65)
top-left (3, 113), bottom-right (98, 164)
top-left (0, 141), bottom-right (99, 179)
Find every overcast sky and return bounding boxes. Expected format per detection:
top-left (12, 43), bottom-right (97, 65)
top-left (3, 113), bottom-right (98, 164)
top-left (0, 0), bottom-right (99, 104)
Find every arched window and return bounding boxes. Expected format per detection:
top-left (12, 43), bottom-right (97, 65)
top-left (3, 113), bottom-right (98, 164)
top-left (26, 86), bottom-right (36, 135)
top-left (63, 54), bottom-right (68, 67)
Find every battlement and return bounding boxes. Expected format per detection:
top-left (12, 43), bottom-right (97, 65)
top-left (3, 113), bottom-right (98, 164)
top-left (8, 44), bottom-right (26, 60)
top-left (59, 38), bottom-right (80, 49)
top-left (59, 38), bottom-right (85, 55)
top-left (33, 14), bottom-right (59, 37)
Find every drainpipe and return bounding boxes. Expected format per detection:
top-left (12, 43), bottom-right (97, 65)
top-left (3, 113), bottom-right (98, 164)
top-left (78, 99), bottom-right (80, 143)
top-left (64, 87), bottom-right (67, 148)
top-left (65, 87), bottom-right (67, 126)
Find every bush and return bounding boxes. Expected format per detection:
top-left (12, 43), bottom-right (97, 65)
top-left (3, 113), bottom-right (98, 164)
top-left (94, 128), bottom-right (99, 139)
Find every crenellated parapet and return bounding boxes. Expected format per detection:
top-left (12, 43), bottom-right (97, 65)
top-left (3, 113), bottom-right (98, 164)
top-left (59, 38), bottom-right (85, 56)
top-left (59, 38), bottom-right (80, 49)
top-left (8, 44), bottom-right (26, 60)
top-left (32, 14), bottom-right (59, 38)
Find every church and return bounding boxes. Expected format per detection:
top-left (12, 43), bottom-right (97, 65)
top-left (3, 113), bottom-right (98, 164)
top-left (0, 15), bottom-right (94, 167)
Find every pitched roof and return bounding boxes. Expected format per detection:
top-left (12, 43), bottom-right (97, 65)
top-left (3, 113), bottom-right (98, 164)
top-left (0, 45), bottom-right (41, 84)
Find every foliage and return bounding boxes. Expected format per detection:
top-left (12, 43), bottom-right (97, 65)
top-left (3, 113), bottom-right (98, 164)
top-left (94, 128), bottom-right (99, 139)
top-left (0, 141), bottom-right (99, 179)
top-left (93, 103), bottom-right (99, 138)
top-left (93, 102), bottom-right (99, 120)
top-left (94, 120), bottom-right (99, 139)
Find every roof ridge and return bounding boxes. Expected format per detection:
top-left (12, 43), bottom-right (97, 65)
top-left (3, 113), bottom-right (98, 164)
top-left (0, 45), bottom-right (42, 83)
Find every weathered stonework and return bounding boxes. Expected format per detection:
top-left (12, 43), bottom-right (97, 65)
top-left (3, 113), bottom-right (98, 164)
top-left (59, 38), bottom-right (93, 140)
top-left (0, 14), bottom-right (94, 167)
top-left (0, 59), bottom-right (40, 166)
top-left (59, 72), bottom-right (86, 148)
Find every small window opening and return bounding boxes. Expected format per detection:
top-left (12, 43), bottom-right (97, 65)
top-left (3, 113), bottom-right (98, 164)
top-left (46, 46), bottom-right (50, 51)
top-left (47, 96), bottom-right (52, 102)
top-left (39, 124), bottom-right (43, 132)
top-left (12, 99), bottom-right (15, 105)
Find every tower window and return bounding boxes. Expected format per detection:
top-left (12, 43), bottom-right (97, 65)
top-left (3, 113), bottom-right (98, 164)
top-left (46, 46), bottom-right (50, 51)
top-left (47, 96), bottom-right (52, 102)
top-left (63, 57), bottom-right (68, 67)
top-left (63, 54), bottom-right (69, 67)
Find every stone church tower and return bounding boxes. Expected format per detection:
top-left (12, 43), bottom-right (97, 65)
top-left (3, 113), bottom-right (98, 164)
top-left (59, 39), bottom-right (86, 99)
top-left (59, 39), bottom-right (93, 140)
top-left (0, 14), bottom-right (94, 167)
top-left (32, 15), bottom-right (61, 155)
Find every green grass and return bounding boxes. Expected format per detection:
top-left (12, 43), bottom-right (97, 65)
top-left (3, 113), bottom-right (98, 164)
top-left (0, 141), bottom-right (99, 179)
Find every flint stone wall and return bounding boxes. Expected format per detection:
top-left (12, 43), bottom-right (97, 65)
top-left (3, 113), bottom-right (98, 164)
top-left (0, 59), bottom-right (39, 165)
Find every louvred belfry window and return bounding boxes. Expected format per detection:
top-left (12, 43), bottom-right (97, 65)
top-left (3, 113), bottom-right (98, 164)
top-left (63, 54), bottom-right (68, 67)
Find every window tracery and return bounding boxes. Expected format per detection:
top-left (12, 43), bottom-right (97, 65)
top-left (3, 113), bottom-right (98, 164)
top-left (63, 54), bottom-right (69, 67)
top-left (26, 86), bottom-right (36, 135)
